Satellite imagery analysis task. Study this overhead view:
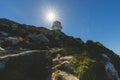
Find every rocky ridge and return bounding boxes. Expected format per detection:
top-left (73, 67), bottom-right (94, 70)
top-left (0, 18), bottom-right (120, 80)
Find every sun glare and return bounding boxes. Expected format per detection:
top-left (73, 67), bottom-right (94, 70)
top-left (47, 12), bottom-right (56, 22)
top-left (40, 5), bottom-right (62, 24)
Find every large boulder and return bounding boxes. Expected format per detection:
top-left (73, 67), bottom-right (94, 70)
top-left (0, 50), bottom-right (52, 80)
top-left (28, 33), bottom-right (49, 44)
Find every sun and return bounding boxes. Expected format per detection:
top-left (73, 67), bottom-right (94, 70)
top-left (46, 11), bottom-right (57, 22)
top-left (47, 12), bottom-right (56, 22)
top-left (41, 5), bottom-right (61, 24)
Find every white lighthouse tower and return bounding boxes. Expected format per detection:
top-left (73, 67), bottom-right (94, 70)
top-left (52, 20), bottom-right (62, 30)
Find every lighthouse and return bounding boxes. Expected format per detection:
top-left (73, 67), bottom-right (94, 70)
top-left (52, 20), bottom-right (62, 30)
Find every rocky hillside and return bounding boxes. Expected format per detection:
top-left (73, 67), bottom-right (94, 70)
top-left (0, 18), bottom-right (120, 80)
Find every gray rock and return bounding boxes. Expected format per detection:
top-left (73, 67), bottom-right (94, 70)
top-left (29, 33), bottom-right (49, 44)
top-left (0, 58), bottom-right (9, 69)
top-left (0, 31), bottom-right (9, 36)
top-left (0, 50), bottom-right (52, 80)
top-left (6, 37), bottom-right (19, 45)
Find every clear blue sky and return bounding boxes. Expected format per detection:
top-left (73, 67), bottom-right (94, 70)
top-left (0, 0), bottom-right (120, 55)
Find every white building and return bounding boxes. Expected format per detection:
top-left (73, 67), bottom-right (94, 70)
top-left (52, 21), bottom-right (62, 30)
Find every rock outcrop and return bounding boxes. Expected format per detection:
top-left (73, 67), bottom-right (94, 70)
top-left (0, 18), bottom-right (120, 80)
top-left (0, 50), bottom-right (52, 80)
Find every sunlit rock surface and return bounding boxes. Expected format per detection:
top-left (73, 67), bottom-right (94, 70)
top-left (52, 70), bottom-right (79, 80)
top-left (102, 54), bottom-right (120, 80)
top-left (0, 47), bottom-right (5, 51)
